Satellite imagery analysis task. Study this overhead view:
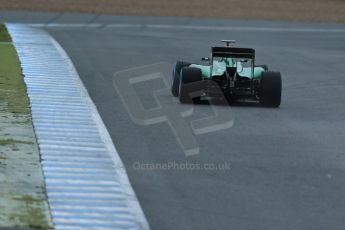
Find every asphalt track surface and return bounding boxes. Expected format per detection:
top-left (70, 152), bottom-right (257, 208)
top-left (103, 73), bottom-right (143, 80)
top-left (2, 11), bottom-right (345, 230)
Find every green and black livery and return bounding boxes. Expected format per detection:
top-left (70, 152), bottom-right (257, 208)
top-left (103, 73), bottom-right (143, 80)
top-left (172, 41), bottom-right (282, 107)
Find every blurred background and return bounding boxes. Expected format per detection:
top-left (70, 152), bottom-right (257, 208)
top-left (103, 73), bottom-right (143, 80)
top-left (0, 0), bottom-right (344, 23)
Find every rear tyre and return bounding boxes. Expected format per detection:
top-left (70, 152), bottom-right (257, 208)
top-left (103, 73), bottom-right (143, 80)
top-left (172, 61), bottom-right (191, 97)
top-left (259, 71), bottom-right (282, 107)
top-left (179, 67), bottom-right (202, 104)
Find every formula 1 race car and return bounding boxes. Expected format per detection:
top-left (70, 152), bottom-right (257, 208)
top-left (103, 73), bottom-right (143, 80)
top-left (171, 40), bottom-right (282, 107)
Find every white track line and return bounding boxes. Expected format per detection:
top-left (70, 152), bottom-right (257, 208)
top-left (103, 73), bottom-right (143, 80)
top-left (26, 23), bottom-right (345, 33)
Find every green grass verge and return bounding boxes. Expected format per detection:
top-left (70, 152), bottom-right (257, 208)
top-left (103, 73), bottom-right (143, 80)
top-left (0, 23), bottom-right (12, 42)
top-left (0, 24), bottom-right (28, 114)
top-left (0, 139), bottom-right (34, 145)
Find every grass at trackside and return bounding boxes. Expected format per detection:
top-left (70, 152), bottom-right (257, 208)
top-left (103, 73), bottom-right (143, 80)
top-left (0, 23), bottom-right (28, 114)
top-left (0, 139), bottom-right (34, 145)
top-left (0, 44), bottom-right (29, 114)
top-left (0, 23), bottom-right (11, 42)
top-left (0, 22), bottom-right (54, 229)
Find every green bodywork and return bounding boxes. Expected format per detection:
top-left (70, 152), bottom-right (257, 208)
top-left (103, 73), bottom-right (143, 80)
top-left (190, 58), bottom-right (264, 79)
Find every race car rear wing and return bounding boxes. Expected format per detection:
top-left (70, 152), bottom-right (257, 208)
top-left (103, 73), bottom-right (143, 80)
top-left (212, 47), bottom-right (255, 59)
